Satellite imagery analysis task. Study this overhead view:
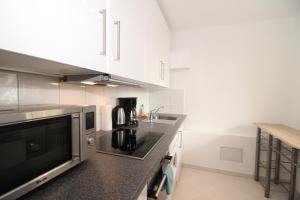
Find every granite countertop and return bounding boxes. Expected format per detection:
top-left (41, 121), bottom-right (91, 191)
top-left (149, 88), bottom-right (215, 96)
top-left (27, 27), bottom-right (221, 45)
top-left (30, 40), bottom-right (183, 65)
top-left (19, 114), bottom-right (186, 200)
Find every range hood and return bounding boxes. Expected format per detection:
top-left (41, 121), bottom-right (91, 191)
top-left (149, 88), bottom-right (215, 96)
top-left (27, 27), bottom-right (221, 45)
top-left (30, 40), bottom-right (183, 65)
top-left (0, 49), bottom-right (147, 88)
top-left (63, 73), bottom-right (143, 87)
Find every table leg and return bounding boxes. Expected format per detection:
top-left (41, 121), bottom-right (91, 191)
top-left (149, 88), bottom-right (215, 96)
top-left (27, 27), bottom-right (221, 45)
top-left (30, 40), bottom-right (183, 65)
top-left (255, 128), bottom-right (261, 181)
top-left (265, 134), bottom-right (273, 198)
top-left (289, 148), bottom-right (298, 200)
top-left (274, 139), bottom-right (281, 184)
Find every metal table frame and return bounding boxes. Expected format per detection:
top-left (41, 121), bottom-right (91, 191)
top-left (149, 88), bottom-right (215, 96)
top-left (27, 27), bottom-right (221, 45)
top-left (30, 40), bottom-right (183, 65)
top-left (254, 128), bottom-right (298, 200)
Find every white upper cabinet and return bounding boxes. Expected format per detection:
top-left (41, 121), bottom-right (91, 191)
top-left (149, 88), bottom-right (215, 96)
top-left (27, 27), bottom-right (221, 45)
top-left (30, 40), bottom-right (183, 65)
top-left (107, 0), bottom-right (146, 82)
top-left (0, 0), bottom-right (107, 73)
top-left (0, 0), bottom-right (170, 87)
top-left (144, 0), bottom-right (171, 87)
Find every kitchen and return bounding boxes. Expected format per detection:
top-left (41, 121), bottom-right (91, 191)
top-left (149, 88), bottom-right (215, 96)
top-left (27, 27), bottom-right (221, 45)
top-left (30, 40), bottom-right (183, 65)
top-left (0, 0), bottom-right (300, 200)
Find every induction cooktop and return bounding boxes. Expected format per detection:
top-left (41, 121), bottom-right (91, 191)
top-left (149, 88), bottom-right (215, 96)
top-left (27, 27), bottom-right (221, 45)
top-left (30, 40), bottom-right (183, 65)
top-left (96, 128), bottom-right (164, 160)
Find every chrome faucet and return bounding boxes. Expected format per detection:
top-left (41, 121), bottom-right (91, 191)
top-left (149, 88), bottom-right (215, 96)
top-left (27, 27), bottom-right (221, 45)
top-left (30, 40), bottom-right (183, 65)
top-left (149, 106), bottom-right (164, 122)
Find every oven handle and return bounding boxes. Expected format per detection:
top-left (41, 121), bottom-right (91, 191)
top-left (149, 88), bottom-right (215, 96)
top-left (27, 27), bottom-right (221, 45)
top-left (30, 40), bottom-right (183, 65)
top-left (154, 175), bottom-right (167, 199)
top-left (149, 156), bottom-right (173, 199)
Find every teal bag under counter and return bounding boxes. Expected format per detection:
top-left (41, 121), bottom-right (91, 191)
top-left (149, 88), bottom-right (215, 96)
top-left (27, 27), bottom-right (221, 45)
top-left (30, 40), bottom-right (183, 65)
top-left (163, 163), bottom-right (174, 195)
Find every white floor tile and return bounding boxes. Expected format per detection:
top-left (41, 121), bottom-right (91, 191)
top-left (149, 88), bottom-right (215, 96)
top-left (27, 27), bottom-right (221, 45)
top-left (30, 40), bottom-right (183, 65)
top-left (173, 167), bottom-right (288, 200)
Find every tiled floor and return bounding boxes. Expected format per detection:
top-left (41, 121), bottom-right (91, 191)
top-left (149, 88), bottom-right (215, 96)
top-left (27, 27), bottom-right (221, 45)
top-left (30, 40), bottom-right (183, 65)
top-left (173, 167), bottom-right (288, 200)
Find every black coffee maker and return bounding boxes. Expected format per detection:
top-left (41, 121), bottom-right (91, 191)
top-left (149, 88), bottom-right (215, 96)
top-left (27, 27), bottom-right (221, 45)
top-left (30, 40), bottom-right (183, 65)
top-left (117, 97), bottom-right (138, 127)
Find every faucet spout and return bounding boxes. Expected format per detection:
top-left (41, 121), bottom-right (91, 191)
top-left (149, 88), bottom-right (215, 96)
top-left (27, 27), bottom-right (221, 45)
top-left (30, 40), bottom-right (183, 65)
top-left (149, 106), bottom-right (164, 122)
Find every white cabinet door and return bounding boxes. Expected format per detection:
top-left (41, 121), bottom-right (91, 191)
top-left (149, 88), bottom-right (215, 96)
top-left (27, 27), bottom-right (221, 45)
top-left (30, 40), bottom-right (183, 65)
top-left (160, 29), bottom-right (171, 87)
top-left (176, 131), bottom-right (183, 182)
top-left (144, 0), bottom-right (161, 85)
top-left (137, 184), bottom-right (148, 200)
top-left (144, 0), bottom-right (170, 87)
top-left (0, 0), bottom-right (107, 73)
top-left (160, 60), bottom-right (170, 87)
top-left (168, 133), bottom-right (179, 200)
top-left (108, 0), bottom-right (145, 81)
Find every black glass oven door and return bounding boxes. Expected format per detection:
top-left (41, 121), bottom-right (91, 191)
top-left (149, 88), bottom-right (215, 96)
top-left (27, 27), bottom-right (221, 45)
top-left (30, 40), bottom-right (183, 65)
top-left (0, 115), bottom-right (72, 196)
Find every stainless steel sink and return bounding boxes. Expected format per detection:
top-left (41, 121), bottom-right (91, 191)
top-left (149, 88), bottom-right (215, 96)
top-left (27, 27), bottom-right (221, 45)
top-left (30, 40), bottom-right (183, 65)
top-left (157, 115), bottom-right (177, 121)
top-left (143, 115), bottom-right (178, 125)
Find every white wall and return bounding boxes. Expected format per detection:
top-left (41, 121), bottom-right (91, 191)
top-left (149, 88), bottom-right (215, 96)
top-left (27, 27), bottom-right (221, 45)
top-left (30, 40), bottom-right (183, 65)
top-left (162, 17), bottom-right (300, 175)
top-left (287, 17), bottom-right (300, 129)
top-left (0, 70), bottom-right (149, 131)
top-left (288, 65), bottom-right (300, 129)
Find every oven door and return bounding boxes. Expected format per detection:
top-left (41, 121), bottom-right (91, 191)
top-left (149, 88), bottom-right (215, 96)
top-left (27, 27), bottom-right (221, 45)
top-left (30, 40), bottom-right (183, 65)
top-left (0, 114), bottom-right (81, 199)
top-left (148, 156), bottom-right (174, 200)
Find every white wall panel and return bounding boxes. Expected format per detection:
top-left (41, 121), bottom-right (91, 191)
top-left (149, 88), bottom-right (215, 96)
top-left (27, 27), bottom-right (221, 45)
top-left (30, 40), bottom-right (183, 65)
top-left (153, 17), bottom-right (300, 175)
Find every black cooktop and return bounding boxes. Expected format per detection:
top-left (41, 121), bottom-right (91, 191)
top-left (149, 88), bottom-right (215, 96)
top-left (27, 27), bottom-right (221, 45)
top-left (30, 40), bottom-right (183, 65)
top-left (96, 128), bottom-right (164, 160)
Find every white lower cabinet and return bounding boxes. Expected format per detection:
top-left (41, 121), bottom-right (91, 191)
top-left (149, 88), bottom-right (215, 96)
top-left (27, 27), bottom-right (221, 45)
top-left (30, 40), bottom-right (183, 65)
top-left (137, 184), bottom-right (148, 200)
top-left (176, 131), bottom-right (183, 182)
top-left (138, 131), bottom-right (182, 200)
top-left (170, 130), bottom-right (183, 183)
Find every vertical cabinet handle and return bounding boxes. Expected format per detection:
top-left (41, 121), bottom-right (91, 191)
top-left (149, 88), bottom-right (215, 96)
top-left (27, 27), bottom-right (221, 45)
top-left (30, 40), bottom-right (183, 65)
top-left (160, 61), bottom-right (163, 80)
top-left (99, 9), bottom-right (106, 56)
top-left (114, 21), bottom-right (121, 61)
top-left (162, 62), bottom-right (165, 81)
top-left (179, 131), bottom-right (182, 148)
top-left (160, 61), bottom-right (165, 81)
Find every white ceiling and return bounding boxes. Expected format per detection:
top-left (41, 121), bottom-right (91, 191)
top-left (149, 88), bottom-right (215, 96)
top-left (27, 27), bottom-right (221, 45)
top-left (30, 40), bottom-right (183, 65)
top-left (158, 0), bottom-right (300, 31)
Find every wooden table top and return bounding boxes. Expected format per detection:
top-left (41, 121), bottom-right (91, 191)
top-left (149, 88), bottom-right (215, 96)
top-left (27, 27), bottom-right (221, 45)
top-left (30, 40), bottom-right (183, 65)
top-left (256, 123), bottom-right (300, 149)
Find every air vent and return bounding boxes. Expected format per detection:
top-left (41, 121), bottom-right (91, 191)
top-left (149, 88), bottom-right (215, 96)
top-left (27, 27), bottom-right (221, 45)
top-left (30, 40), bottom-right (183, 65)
top-left (220, 146), bottom-right (243, 163)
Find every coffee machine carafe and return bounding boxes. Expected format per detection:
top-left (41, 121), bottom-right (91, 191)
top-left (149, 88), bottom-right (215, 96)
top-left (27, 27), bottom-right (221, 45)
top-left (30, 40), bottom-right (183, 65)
top-left (118, 97), bottom-right (138, 127)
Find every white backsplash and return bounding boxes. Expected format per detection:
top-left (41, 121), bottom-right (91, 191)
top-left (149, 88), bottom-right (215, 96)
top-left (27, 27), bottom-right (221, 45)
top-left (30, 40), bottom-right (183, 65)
top-left (59, 82), bottom-right (86, 105)
top-left (102, 86), bottom-right (149, 111)
top-left (18, 73), bottom-right (60, 105)
top-left (0, 71), bottom-right (18, 110)
top-left (149, 89), bottom-right (185, 114)
top-left (0, 70), bottom-right (149, 130)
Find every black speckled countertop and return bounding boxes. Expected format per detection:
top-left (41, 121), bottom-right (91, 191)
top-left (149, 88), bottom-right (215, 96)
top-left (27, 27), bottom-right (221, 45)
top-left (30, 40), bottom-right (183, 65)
top-left (19, 114), bottom-right (186, 200)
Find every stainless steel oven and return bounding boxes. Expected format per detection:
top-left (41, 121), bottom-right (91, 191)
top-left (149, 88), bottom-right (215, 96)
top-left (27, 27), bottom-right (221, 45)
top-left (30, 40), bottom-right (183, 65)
top-left (148, 155), bottom-right (174, 200)
top-left (0, 105), bottom-right (96, 200)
